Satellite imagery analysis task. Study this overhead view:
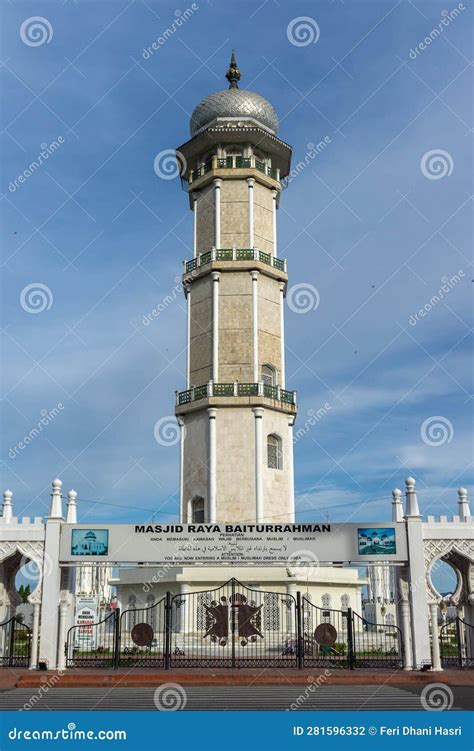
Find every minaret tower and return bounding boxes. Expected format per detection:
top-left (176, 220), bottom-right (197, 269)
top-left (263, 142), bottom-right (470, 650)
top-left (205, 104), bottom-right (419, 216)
top-left (175, 53), bottom-right (296, 525)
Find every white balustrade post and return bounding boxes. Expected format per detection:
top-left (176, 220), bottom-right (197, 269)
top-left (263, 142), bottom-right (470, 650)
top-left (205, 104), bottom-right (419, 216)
top-left (251, 271), bottom-right (259, 383)
top-left (2, 490), bottom-right (13, 523)
top-left (458, 487), bottom-right (471, 521)
top-left (253, 407), bottom-right (264, 522)
top-left (392, 488), bottom-right (404, 521)
top-left (208, 408), bottom-right (217, 523)
top-left (66, 490), bottom-right (77, 524)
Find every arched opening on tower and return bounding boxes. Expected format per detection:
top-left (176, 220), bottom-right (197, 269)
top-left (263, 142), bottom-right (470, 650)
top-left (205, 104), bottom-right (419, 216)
top-left (267, 434), bottom-right (282, 470)
top-left (191, 496), bottom-right (205, 523)
top-left (261, 363), bottom-right (277, 387)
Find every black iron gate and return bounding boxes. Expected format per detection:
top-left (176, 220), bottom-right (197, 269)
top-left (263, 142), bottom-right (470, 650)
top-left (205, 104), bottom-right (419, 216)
top-left (0, 616), bottom-right (32, 668)
top-left (66, 609), bottom-right (118, 668)
top-left (118, 596), bottom-right (167, 667)
top-left (440, 616), bottom-right (474, 668)
top-left (63, 583), bottom-right (407, 670)
top-left (169, 578), bottom-right (298, 668)
top-left (302, 598), bottom-right (403, 669)
top-left (301, 598), bottom-right (352, 668)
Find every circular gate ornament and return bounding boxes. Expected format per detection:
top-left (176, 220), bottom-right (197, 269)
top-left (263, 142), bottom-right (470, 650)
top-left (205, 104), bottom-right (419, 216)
top-left (131, 622), bottom-right (154, 646)
top-left (314, 623), bottom-right (337, 646)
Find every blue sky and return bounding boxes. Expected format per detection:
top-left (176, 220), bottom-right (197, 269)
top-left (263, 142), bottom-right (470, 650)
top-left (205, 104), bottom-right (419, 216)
top-left (1, 0), bottom-right (472, 531)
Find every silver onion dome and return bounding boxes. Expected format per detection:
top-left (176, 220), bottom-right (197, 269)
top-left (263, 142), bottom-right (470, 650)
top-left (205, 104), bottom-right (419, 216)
top-left (190, 52), bottom-right (279, 137)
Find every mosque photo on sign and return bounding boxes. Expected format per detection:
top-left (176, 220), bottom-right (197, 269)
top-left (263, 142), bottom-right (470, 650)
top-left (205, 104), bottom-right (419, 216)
top-left (357, 528), bottom-right (396, 555)
top-left (71, 529), bottom-right (109, 556)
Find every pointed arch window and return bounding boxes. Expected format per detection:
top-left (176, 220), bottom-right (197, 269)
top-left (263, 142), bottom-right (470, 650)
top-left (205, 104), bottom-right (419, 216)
top-left (191, 496), bottom-right (205, 523)
top-left (267, 434), bottom-right (282, 470)
top-left (261, 363), bottom-right (277, 387)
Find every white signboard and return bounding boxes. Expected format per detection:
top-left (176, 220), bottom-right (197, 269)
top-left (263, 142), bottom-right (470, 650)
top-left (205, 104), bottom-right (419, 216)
top-left (74, 595), bottom-right (98, 649)
top-left (60, 522), bottom-right (408, 565)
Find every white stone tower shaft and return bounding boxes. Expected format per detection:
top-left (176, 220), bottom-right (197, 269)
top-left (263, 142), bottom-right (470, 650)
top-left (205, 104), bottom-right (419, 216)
top-left (175, 54), bottom-right (297, 524)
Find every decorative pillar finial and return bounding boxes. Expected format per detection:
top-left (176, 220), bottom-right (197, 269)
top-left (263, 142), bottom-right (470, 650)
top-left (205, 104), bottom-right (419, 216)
top-left (225, 50), bottom-right (241, 89)
top-left (391, 488), bottom-right (404, 522)
top-left (66, 489), bottom-right (78, 524)
top-left (458, 487), bottom-right (471, 521)
top-left (405, 476), bottom-right (421, 518)
top-left (49, 478), bottom-right (63, 519)
top-left (2, 489), bottom-right (13, 523)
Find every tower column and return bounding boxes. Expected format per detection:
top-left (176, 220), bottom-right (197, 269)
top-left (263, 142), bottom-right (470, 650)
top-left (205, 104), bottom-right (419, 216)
top-left (272, 188), bottom-right (278, 256)
top-left (253, 407), bottom-right (264, 522)
top-left (211, 272), bottom-right (220, 382)
top-left (208, 408), bottom-right (217, 523)
top-left (192, 192), bottom-right (198, 258)
top-left (288, 416), bottom-right (295, 520)
top-left (178, 417), bottom-right (185, 522)
top-left (279, 282), bottom-right (285, 388)
top-left (247, 178), bottom-right (255, 247)
top-left (185, 283), bottom-right (191, 388)
top-left (214, 179), bottom-right (222, 248)
top-left (251, 271), bottom-right (259, 382)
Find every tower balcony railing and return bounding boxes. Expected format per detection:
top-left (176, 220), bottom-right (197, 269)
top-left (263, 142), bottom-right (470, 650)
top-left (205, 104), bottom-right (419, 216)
top-left (188, 156), bottom-right (280, 183)
top-left (184, 247), bottom-right (286, 275)
top-left (176, 381), bottom-right (296, 407)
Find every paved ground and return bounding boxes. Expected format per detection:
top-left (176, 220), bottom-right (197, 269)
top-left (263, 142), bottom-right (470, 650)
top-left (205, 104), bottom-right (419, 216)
top-left (0, 684), bottom-right (470, 711)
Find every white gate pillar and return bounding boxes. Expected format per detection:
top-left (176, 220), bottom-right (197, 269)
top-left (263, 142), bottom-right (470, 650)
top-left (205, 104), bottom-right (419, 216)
top-left (29, 601), bottom-right (41, 670)
top-left (404, 477), bottom-right (431, 669)
top-left (38, 479), bottom-right (64, 670)
top-left (56, 600), bottom-right (69, 671)
top-left (429, 602), bottom-right (442, 671)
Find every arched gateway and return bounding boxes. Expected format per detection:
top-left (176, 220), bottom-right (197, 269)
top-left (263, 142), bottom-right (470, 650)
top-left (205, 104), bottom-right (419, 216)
top-left (0, 478), bottom-right (472, 671)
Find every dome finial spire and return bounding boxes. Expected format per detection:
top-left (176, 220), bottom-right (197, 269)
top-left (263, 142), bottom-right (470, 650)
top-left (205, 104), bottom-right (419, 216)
top-left (225, 50), bottom-right (241, 89)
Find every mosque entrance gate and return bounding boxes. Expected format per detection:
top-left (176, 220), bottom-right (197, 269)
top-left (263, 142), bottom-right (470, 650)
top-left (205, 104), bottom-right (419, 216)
top-left (1, 479), bottom-right (473, 672)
